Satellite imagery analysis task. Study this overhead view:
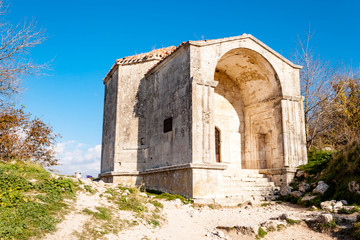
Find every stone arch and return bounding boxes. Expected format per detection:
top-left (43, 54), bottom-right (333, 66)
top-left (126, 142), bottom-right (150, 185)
top-left (213, 47), bottom-right (283, 169)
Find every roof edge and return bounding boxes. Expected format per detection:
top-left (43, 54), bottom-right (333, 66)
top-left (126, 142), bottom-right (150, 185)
top-left (145, 42), bottom-right (190, 77)
top-left (188, 34), bottom-right (302, 69)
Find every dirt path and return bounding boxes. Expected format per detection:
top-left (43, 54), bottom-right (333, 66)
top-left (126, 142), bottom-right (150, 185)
top-left (43, 180), bottom-right (348, 240)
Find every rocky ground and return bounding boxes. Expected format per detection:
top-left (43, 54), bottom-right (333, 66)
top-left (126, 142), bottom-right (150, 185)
top-left (43, 178), bottom-right (357, 240)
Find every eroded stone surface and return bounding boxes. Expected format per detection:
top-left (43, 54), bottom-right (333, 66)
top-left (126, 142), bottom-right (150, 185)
top-left (100, 34), bottom-right (307, 200)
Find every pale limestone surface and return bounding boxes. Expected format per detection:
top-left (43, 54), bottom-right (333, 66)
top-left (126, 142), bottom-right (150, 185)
top-left (100, 34), bottom-right (307, 202)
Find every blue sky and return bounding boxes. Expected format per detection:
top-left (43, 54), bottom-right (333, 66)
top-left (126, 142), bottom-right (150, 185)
top-left (7, 0), bottom-right (360, 176)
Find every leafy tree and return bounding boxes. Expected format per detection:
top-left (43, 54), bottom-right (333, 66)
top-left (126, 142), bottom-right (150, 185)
top-left (325, 74), bottom-right (360, 146)
top-left (0, 107), bottom-right (59, 166)
top-left (293, 30), bottom-right (360, 149)
top-left (0, 2), bottom-right (57, 166)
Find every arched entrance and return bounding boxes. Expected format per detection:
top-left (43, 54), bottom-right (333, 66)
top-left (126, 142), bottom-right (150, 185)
top-left (213, 48), bottom-right (283, 170)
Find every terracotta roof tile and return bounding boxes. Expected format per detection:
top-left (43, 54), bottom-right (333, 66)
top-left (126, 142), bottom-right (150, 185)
top-left (117, 46), bottom-right (177, 65)
top-left (145, 41), bottom-right (188, 75)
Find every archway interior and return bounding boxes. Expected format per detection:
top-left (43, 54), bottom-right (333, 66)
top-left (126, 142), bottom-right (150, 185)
top-left (213, 48), bottom-right (282, 170)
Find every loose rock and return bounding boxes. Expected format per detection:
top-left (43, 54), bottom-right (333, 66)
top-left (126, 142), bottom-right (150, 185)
top-left (320, 201), bottom-right (334, 212)
top-left (279, 213), bottom-right (288, 220)
top-left (290, 191), bottom-right (303, 198)
top-left (301, 195), bottom-right (316, 202)
top-left (296, 170), bottom-right (306, 178)
top-left (317, 214), bottom-right (333, 224)
top-left (348, 181), bottom-right (360, 194)
top-left (333, 201), bottom-right (343, 212)
top-left (280, 184), bottom-right (291, 196)
top-left (313, 181), bottom-right (329, 195)
top-left (299, 182), bottom-right (310, 192)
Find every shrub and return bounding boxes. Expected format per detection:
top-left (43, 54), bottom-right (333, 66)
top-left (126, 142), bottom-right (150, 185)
top-left (0, 162), bottom-right (75, 239)
top-left (257, 227), bottom-right (267, 238)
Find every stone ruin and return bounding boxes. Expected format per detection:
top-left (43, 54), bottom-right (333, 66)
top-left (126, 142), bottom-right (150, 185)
top-left (100, 34), bottom-right (307, 203)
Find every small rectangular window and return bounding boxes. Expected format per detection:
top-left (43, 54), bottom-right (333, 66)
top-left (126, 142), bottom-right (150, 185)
top-left (163, 117), bottom-right (172, 133)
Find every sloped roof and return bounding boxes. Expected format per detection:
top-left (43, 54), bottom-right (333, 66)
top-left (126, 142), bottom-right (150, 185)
top-left (104, 34), bottom-right (301, 82)
top-left (116, 46), bottom-right (177, 65)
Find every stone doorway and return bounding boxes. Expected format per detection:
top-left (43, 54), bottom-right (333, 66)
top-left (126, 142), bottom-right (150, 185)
top-left (257, 133), bottom-right (271, 169)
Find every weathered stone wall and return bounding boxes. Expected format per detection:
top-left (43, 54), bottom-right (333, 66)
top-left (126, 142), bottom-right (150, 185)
top-left (114, 60), bottom-right (158, 173)
top-left (213, 76), bottom-right (243, 166)
top-left (143, 169), bottom-right (193, 197)
top-left (144, 46), bottom-right (192, 170)
top-left (101, 59), bottom-right (161, 175)
top-left (243, 100), bottom-right (283, 169)
top-left (101, 71), bottom-right (118, 173)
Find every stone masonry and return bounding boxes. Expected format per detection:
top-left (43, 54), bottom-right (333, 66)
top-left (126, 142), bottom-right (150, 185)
top-left (100, 34), bottom-right (307, 203)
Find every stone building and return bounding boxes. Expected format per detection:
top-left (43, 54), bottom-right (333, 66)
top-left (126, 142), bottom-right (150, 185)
top-left (100, 34), bottom-right (307, 203)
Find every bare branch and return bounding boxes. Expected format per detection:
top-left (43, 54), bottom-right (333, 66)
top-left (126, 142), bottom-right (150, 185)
top-left (0, 2), bottom-right (46, 107)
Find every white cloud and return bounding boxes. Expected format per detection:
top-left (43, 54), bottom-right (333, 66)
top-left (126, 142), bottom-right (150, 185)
top-left (52, 140), bottom-right (101, 178)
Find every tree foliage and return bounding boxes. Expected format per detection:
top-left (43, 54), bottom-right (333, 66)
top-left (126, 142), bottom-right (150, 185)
top-left (0, 108), bottom-right (59, 166)
top-left (0, 2), bottom-right (58, 166)
top-left (294, 30), bottom-right (360, 149)
top-left (325, 74), bottom-right (360, 146)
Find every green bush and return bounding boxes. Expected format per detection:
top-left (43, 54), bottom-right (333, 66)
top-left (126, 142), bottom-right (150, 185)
top-left (35, 178), bottom-right (74, 195)
top-left (320, 140), bottom-right (360, 204)
top-left (257, 227), bottom-right (267, 238)
top-left (299, 149), bottom-right (333, 175)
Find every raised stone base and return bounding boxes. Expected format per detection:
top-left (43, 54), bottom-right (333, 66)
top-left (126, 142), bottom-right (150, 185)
top-left (259, 168), bottom-right (297, 185)
top-left (99, 163), bottom-right (227, 198)
top-left (99, 171), bottom-right (142, 186)
top-left (99, 165), bottom-right (282, 202)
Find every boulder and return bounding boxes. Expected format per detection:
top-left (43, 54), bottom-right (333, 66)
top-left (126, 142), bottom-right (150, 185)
top-left (279, 213), bottom-right (288, 220)
top-left (290, 191), bottom-right (303, 198)
top-left (301, 195), bottom-right (316, 202)
top-left (313, 181), bottom-right (329, 194)
top-left (320, 200), bottom-right (336, 212)
top-left (261, 220), bottom-right (285, 231)
top-left (317, 214), bottom-right (333, 224)
top-left (310, 205), bottom-right (318, 211)
top-left (333, 201), bottom-right (344, 212)
top-left (341, 200), bottom-right (348, 205)
top-left (299, 182), bottom-right (310, 192)
top-left (348, 181), bottom-right (360, 193)
top-left (280, 184), bottom-right (291, 196)
top-left (296, 170), bottom-right (306, 178)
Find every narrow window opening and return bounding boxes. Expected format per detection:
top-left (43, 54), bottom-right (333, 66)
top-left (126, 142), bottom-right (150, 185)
top-left (215, 127), bottom-right (221, 163)
top-left (163, 117), bottom-right (173, 133)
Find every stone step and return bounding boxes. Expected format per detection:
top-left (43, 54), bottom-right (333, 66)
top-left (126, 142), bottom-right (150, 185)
top-left (222, 169), bottom-right (277, 202)
top-left (223, 193), bottom-right (275, 201)
top-left (230, 177), bottom-right (271, 183)
top-left (225, 173), bottom-right (266, 178)
top-left (224, 186), bottom-right (276, 192)
top-left (223, 182), bottom-right (276, 190)
top-left (223, 182), bottom-right (275, 188)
